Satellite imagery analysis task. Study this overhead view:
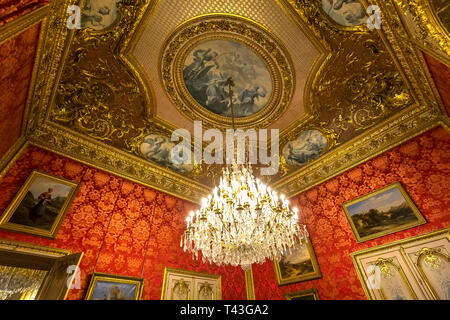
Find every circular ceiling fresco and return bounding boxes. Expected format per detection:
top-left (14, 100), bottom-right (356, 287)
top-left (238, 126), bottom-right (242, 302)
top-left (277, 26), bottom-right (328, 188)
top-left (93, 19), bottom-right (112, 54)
top-left (161, 14), bottom-right (294, 129)
top-left (183, 39), bottom-right (272, 118)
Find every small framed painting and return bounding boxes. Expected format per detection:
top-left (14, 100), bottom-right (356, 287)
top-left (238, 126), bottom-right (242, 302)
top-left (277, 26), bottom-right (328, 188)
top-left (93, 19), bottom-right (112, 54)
top-left (85, 273), bottom-right (144, 300)
top-left (342, 181), bottom-right (426, 243)
top-left (285, 288), bottom-right (320, 300)
top-left (0, 171), bottom-right (80, 238)
top-left (274, 239), bottom-right (322, 286)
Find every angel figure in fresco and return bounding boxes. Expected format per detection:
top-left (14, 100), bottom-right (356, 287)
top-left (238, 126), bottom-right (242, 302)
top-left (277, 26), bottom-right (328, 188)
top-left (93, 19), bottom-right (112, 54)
top-left (238, 86), bottom-right (267, 116)
top-left (183, 49), bottom-right (219, 84)
top-left (322, 0), bottom-right (367, 26)
top-left (28, 188), bottom-right (53, 223)
top-left (205, 76), bottom-right (231, 115)
top-left (223, 52), bottom-right (256, 83)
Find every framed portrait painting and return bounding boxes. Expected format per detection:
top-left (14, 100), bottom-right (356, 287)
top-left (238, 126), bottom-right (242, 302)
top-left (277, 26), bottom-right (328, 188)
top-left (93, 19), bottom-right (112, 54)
top-left (0, 171), bottom-right (80, 238)
top-left (85, 273), bottom-right (144, 300)
top-left (274, 239), bottom-right (322, 286)
top-left (342, 181), bottom-right (426, 243)
top-left (285, 288), bottom-right (320, 300)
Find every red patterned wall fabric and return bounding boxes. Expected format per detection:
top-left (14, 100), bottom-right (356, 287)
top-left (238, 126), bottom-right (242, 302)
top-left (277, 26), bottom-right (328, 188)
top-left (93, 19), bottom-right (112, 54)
top-left (0, 127), bottom-right (448, 300)
top-left (0, 0), bottom-right (48, 26)
top-left (252, 126), bottom-right (450, 300)
top-left (0, 145), bottom-right (246, 300)
top-left (423, 53), bottom-right (450, 116)
top-left (0, 23), bottom-right (40, 158)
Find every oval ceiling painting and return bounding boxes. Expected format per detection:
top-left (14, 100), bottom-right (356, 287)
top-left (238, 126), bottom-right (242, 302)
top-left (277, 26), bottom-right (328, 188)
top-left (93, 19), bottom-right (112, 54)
top-left (321, 0), bottom-right (366, 27)
top-left (283, 130), bottom-right (328, 166)
top-left (140, 134), bottom-right (193, 173)
top-left (183, 39), bottom-right (272, 118)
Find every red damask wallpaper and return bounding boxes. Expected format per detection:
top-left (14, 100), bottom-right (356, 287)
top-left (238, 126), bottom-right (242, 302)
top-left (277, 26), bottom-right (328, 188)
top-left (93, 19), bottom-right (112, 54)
top-left (0, 145), bottom-right (246, 300)
top-left (0, 127), bottom-right (448, 300)
top-left (423, 53), bottom-right (450, 116)
top-left (0, 0), bottom-right (48, 26)
top-left (0, 23), bottom-right (41, 158)
top-left (252, 126), bottom-right (450, 300)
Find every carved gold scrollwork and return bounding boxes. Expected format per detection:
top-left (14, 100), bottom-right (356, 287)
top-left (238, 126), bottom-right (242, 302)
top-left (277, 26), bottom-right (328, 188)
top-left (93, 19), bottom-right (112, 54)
top-left (416, 248), bottom-right (444, 269)
top-left (198, 282), bottom-right (214, 300)
top-left (371, 257), bottom-right (418, 300)
top-left (374, 258), bottom-right (396, 278)
top-left (394, 0), bottom-right (450, 58)
top-left (51, 1), bottom-right (162, 150)
top-left (20, 0), bottom-right (446, 202)
top-left (171, 279), bottom-right (191, 300)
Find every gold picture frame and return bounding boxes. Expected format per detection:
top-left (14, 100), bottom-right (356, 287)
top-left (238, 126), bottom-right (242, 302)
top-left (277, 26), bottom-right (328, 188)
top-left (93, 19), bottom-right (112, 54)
top-left (0, 170), bottom-right (80, 239)
top-left (85, 273), bottom-right (144, 300)
top-left (342, 181), bottom-right (426, 243)
top-left (274, 239), bottom-right (322, 286)
top-left (285, 288), bottom-right (320, 300)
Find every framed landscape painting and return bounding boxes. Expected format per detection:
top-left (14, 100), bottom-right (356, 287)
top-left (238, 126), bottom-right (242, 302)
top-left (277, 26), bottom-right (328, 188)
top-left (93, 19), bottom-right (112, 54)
top-left (274, 239), bottom-right (322, 286)
top-left (85, 273), bottom-right (144, 300)
top-left (285, 288), bottom-right (320, 300)
top-left (342, 181), bottom-right (426, 243)
top-left (0, 171), bottom-right (80, 238)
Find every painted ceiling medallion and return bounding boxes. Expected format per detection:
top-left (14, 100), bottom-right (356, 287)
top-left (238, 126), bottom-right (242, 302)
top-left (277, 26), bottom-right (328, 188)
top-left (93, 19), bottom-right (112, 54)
top-left (321, 0), bottom-right (367, 27)
top-left (81, 0), bottom-right (121, 30)
top-left (282, 130), bottom-right (328, 166)
top-left (161, 14), bottom-right (294, 129)
top-left (140, 134), bottom-right (194, 173)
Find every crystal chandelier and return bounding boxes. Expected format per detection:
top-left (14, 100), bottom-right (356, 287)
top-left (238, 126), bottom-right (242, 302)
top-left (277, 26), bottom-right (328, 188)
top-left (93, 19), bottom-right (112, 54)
top-left (181, 78), bottom-right (309, 271)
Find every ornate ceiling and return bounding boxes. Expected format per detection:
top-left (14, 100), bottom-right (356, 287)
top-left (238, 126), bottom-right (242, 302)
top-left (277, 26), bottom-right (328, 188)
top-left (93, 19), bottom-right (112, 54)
top-left (20, 0), bottom-right (449, 203)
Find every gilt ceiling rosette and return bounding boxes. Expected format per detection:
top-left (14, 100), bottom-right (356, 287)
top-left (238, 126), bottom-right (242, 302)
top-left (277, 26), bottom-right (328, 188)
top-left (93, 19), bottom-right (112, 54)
top-left (20, 0), bottom-right (448, 203)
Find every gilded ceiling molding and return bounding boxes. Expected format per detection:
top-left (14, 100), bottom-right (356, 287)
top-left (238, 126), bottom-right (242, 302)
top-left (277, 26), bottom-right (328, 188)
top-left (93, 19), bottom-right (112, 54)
top-left (28, 124), bottom-right (210, 203)
top-left (369, 0), bottom-right (448, 120)
top-left (268, 0), bottom-right (416, 182)
top-left (276, 1), bottom-right (412, 149)
top-left (392, 0), bottom-right (450, 64)
top-left (268, 0), bottom-right (447, 193)
top-left (17, 0), bottom-right (448, 202)
top-left (25, 0), bottom-right (78, 136)
top-left (272, 108), bottom-right (443, 198)
top-left (18, 0), bottom-right (210, 202)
